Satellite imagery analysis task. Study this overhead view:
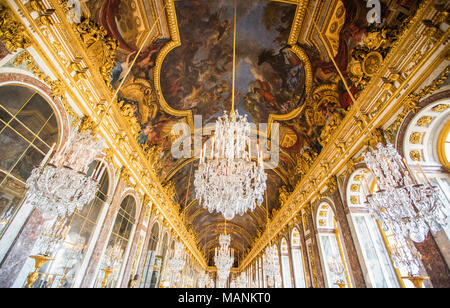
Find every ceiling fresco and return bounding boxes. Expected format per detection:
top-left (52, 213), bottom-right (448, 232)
top-left (160, 0), bottom-right (304, 125)
top-left (84, 0), bottom-right (422, 264)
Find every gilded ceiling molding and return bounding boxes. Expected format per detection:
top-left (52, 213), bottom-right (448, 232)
top-left (286, 0), bottom-right (308, 47)
top-left (0, 2), bottom-right (32, 52)
top-left (153, 0), bottom-right (193, 128)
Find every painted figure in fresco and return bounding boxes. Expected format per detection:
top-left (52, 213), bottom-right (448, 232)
top-left (258, 47), bottom-right (293, 89)
top-left (204, 9), bottom-right (231, 49)
top-left (133, 38), bottom-right (170, 78)
top-left (111, 52), bottom-right (135, 88)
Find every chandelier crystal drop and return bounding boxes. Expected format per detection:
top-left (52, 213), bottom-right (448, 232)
top-left (390, 236), bottom-right (422, 277)
top-left (25, 130), bottom-right (106, 219)
top-left (263, 244), bottom-right (281, 287)
top-left (363, 143), bottom-right (448, 243)
top-left (36, 218), bottom-right (70, 257)
top-left (214, 234), bottom-right (234, 284)
top-left (194, 111), bottom-right (267, 221)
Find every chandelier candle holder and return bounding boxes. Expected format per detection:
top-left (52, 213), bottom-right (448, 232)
top-left (263, 244), bottom-right (281, 288)
top-left (25, 254), bottom-right (55, 288)
top-left (214, 234), bottom-right (234, 286)
top-left (25, 129), bottom-right (106, 220)
top-left (195, 111), bottom-right (267, 221)
top-left (390, 235), bottom-right (422, 277)
top-left (25, 218), bottom-right (69, 288)
top-left (363, 143), bottom-right (448, 243)
top-left (35, 217), bottom-right (70, 257)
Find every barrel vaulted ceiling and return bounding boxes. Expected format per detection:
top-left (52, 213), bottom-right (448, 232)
top-left (83, 0), bottom-right (420, 265)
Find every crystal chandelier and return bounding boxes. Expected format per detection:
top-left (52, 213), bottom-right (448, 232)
top-left (214, 234), bottom-right (234, 285)
top-left (206, 273), bottom-right (214, 288)
top-left (103, 240), bottom-right (124, 270)
top-left (167, 241), bottom-right (186, 275)
top-left (230, 277), bottom-right (237, 289)
top-left (328, 255), bottom-right (346, 287)
top-left (195, 111), bottom-right (267, 221)
top-left (263, 244), bottom-right (281, 288)
top-left (193, 0), bottom-right (267, 221)
top-left (197, 271), bottom-right (209, 288)
top-left (236, 271), bottom-right (247, 288)
top-left (363, 143), bottom-right (448, 243)
top-left (25, 129), bottom-right (106, 219)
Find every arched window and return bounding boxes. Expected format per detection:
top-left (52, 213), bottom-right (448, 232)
top-left (291, 228), bottom-right (306, 288)
top-left (280, 238), bottom-right (292, 288)
top-left (161, 233), bottom-right (169, 259)
top-left (30, 160), bottom-right (110, 288)
top-left (316, 203), bottom-right (350, 288)
top-left (141, 223), bottom-right (160, 288)
top-left (346, 169), bottom-right (400, 288)
top-left (158, 233), bottom-right (169, 287)
top-left (97, 195), bottom-right (136, 288)
top-left (402, 99), bottom-right (450, 239)
top-left (0, 85), bottom-right (59, 237)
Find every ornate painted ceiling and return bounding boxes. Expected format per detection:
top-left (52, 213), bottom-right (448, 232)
top-left (83, 0), bottom-right (420, 265)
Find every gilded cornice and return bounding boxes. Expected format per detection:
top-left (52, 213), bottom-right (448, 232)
top-left (239, 0), bottom-right (450, 271)
top-left (153, 0), bottom-right (193, 128)
top-left (0, 2), bottom-right (31, 52)
top-left (4, 0), bottom-right (207, 269)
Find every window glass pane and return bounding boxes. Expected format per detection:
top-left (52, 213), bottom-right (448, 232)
top-left (10, 146), bottom-right (45, 182)
top-left (87, 197), bottom-right (103, 223)
top-left (292, 249), bottom-right (305, 288)
top-left (0, 105), bottom-right (13, 123)
top-left (8, 119), bottom-right (36, 144)
top-left (353, 215), bottom-right (388, 288)
top-left (0, 175), bottom-right (26, 236)
top-left (0, 85), bottom-right (59, 242)
top-left (15, 95), bottom-right (53, 134)
top-left (0, 86), bottom-right (35, 115)
top-left (319, 235), bottom-right (334, 287)
top-left (96, 195), bottom-right (136, 288)
top-left (37, 115), bottom-right (58, 149)
top-left (0, 126), bottom-right (29, 172)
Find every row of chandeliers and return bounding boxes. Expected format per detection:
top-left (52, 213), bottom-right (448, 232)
top-left (216, 5), bottom-right (448, 287)
top-left (22, 3), bottom-right (170, 287)
top-left (308, 16), bottom-right (448, 282)
top-left (20, 0), bottom-right (448, 289)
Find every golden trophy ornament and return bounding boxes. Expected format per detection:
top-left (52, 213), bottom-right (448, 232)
top-left (25, 254), bottom-right (55, 288)
top-left (101, 268), bottom-right (113, 288)
top-left (402, 276), bottom-right (430, 288)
